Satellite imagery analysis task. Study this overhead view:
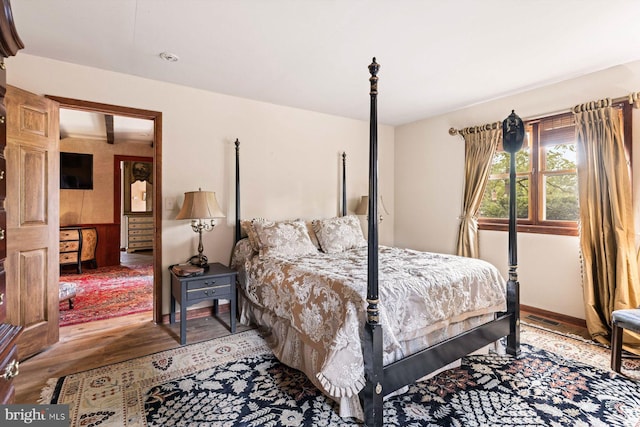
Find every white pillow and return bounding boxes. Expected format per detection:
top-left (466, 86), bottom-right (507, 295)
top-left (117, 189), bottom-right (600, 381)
top-left (312, 215), bottom-right (366, 253)
top-left (252, 220), bottom-right (318, 258)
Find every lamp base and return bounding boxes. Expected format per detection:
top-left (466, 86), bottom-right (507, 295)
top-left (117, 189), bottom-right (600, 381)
top-left (189, 254), bottom-right (209, 269)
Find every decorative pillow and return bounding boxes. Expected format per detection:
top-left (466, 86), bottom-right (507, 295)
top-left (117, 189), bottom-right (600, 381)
top-left (252, 220), bottom-right (318, 258)
top-left (312, 215), bottom-right (367, 254)
top-left (297, 219), bottom-right (321, 250)
top-left (230, 238), bottom-right (256, 270)
top-left (241, 218), bottom-right (267, 252)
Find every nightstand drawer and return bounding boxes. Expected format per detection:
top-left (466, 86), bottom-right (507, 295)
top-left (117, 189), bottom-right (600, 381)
top-left (128, 241), bottom-right (152, 249)
top-left (60, 229), bottom-right (79, 241)
top-left (129, 235), bottom-right (152, 242)
top-left (186, 275), bottom-right (231, 290)
top-left (187, 284), bottom-right (230, 301)
top-left (60, 241), bottom-right (79, 252)
top-left (128, 222), bottom-right (153, 230)
top-left (129, 216), bottom-right (153, 224)
top-left (60, 252), bottom-right (78, 263)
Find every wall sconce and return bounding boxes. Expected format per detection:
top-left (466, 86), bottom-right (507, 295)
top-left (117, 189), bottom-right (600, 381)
top-left (176, 188), bottom-right (225, 267)
top-left (355, 195), bottom-right (389, 223)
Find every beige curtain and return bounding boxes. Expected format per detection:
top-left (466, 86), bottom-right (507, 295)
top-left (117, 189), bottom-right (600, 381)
top-left (455, 124), bottom-right (502, 258)
top-left (574, 99), bottom-right (640, 351)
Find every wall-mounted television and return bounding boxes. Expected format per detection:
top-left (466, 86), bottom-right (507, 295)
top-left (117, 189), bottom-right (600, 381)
top-left (60, 152), bottom-right (93, 190)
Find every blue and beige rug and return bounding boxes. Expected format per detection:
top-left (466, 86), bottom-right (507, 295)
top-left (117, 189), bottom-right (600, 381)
top-left (41, 324), bottom-right (640, 426)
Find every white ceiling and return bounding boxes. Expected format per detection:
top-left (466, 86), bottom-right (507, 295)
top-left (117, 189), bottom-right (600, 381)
top-left (11, 0), bottom-right (640, 126)
top-left (58, 109), bottom-right (154, 144)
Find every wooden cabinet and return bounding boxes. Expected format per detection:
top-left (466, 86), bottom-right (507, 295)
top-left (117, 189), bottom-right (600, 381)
top-left (0, 0), bottom-right (23, 404)
top-left (60, 227), bottom-right (98, 273)
top-left (126, 215), bottom-right (153, 252)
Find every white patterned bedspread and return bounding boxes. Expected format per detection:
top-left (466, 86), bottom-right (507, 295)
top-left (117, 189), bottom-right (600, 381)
top-left (234, 242), bottom-right (506, 413)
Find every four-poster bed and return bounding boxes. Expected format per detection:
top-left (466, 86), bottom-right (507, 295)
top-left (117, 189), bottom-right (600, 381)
top-left (231, 58), bottom-right (521, 426)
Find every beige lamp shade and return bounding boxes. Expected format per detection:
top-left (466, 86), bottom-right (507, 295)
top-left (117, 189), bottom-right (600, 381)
top-left (176, 189), bottom-right (225, 220)
top-left (355, 195), bottom-right (389, 216)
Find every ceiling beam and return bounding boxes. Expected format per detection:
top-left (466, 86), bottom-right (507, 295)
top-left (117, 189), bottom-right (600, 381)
top-left (104, 114), bottom-right (114, 144)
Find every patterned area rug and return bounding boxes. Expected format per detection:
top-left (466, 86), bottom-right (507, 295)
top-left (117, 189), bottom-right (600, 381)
top-left (41, 324), bottom-right (640, 426)
top-left (59, 264), bottom-right (153, 326)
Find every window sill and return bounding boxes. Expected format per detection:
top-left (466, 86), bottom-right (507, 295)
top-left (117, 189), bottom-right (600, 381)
top-left (478, 222), bottom-right (578, 237)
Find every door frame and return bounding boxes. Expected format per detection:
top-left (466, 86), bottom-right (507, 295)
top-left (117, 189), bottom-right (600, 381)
top-left (47, 96), bottom-right (163, 324)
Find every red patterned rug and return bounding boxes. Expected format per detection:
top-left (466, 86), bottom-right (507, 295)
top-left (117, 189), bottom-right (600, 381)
top-left (59, 264), bottom-right (153, 327)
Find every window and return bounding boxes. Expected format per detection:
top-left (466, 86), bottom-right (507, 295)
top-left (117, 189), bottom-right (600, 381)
top-left (478, 103), bottom-right (631, 236)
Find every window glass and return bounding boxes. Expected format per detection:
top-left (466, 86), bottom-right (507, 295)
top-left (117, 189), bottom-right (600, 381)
top-left (480, 177), bottom-right (529, 219)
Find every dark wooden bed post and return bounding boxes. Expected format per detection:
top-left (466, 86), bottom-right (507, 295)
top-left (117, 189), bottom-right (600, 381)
top-left (234, 138), bottom-right (241, 244)
top-left (342, 152), bottom-right (347, 216)
top-left (360, 57), bottom-right (384, 427)
top-left (502, 111), bottom-right (523, 356)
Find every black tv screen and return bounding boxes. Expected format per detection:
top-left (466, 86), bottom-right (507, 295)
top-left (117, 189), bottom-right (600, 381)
top-left (60, 152), bottom-right (93, 190)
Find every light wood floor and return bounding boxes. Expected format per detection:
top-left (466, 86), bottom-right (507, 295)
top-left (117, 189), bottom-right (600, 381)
top-left (15, 311), bottom-right (253, 404)
top-left (15, 308), bottom-right (587, 405)
top-left (120, 249), bottom-right (153, 267)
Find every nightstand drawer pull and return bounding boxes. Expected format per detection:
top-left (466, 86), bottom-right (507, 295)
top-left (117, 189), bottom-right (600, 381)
top-left (0, 292), bottom-right (3, 305)
top-left (3, 359), bottom-right (19, 380)
top-left (0, 229), bottom-right (5, 240)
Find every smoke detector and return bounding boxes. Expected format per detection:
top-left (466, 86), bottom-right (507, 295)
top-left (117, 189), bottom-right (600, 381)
top-left (159, 52), bottom-right (179, 62)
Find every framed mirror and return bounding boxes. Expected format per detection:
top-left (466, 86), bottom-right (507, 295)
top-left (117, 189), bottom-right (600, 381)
top-left (123, 160), bottom-right (153, 214)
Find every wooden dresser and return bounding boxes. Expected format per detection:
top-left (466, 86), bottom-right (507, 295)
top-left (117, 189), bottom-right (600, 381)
top-left (60, 227), bottom-right (98, 273)
top-left (0, 0), bottom-right (23, 404)
top-left (126, 215), bottom-right (153, 252)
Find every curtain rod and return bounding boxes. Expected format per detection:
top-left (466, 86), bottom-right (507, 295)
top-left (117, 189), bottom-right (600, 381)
top-left (448, 122), bottom-right (499, 136)
top-left (448, 94), bottom-right (632, 137)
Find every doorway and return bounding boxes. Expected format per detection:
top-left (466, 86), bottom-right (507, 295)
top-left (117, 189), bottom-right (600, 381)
top-left (48, 95), bottom-right (163, 324)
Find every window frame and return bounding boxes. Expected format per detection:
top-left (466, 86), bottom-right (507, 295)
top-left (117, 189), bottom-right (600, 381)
top-left (478, 102), bottom-right (632, 237)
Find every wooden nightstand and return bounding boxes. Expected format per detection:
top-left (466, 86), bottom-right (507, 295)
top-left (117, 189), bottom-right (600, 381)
top-left (170, 262), bottom-right (237, 345)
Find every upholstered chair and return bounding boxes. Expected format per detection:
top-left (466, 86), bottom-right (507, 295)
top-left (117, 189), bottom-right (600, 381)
top-left (611, 308), bottom-right (640, 373)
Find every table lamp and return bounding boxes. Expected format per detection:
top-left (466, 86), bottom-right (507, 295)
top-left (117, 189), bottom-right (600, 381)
top-left (176, 188), bottom-right (225, 267)
top-left (356, 195), bottom-right (389, 223)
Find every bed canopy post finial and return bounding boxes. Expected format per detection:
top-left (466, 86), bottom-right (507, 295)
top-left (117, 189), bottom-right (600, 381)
top-left (360, 57), bottom-right (384, 427)
top-left (368, 57), bottom-right (379, 95)
top-left (502, 110), bottom-right (523, 357)
top-left (234, 138), bottom-right (241, 244)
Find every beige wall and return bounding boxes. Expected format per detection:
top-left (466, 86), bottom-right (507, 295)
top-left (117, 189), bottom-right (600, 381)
top-left (7, 53), bottom-right (394, 314)
top-left (13, 52), bottom-right (638, 320)
top-left (395, 60), bottom-right (640, 320)
top-left (60, 137), bottom-right (153, 226)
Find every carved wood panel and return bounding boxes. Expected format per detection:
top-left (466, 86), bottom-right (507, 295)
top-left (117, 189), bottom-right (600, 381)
top-left (6, 85), bottom-right (59, 360)
top-left (19, 147), bottom-right (47, 225)
top-left (18, 249), bottom-right (47, 327)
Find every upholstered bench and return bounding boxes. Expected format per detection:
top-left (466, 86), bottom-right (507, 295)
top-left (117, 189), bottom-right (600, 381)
top-left (59, 282), bottom-right (77, 310)
top-left (611, 308), bottom-right (640, 373)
